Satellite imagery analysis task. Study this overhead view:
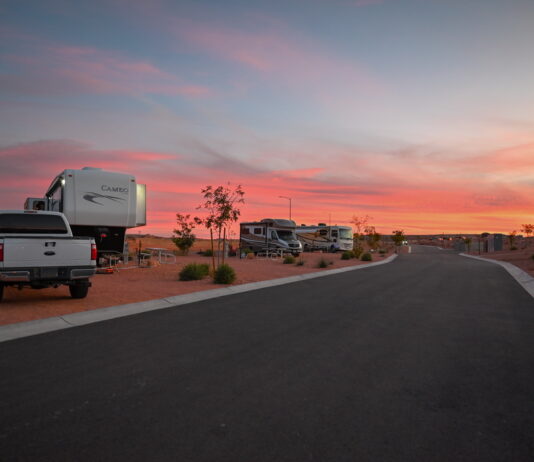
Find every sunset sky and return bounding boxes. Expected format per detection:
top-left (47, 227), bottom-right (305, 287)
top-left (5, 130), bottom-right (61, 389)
top-left (1, 0), bottom-right (533, 236)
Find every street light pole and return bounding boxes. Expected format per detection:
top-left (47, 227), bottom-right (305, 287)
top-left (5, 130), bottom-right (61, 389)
top-left (279, 196), bottom-right (292, 220)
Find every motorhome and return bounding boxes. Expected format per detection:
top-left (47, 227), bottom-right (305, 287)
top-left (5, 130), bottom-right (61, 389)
top-left (24, 167), bottom-right (146, 256)
top-left (240, 219), bottom-right (302, 255)
top-left (296, 224), bottom-right (353, 252)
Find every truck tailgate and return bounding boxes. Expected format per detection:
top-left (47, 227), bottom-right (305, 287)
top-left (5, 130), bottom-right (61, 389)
top-left (2, 238), bottom-right (91, 267)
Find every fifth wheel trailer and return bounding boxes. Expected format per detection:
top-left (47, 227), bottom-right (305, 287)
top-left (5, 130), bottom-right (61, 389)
top-left (24, 167), bottom-right (146, 257)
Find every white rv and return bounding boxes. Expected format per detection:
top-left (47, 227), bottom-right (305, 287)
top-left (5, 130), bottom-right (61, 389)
top-left (240, 219), bottom-right (302, 256)
top-left (24, 167), bottom-right (146, 256)
top-left (296, 224), bottom-right (353, 252)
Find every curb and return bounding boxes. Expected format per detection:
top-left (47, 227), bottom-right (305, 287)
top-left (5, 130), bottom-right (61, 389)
top-left (460, 253), bottom-right (534, 299)
top-left (0, 254), bottom-right (398, 343)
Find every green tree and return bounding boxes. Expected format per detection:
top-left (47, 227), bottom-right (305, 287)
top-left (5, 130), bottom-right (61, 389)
top-left (196, 183), bottom-right (245, 273)
top-left (171, 213), bottom-right (196, 255)
top-left (391, 230), bottom-right (405, 250)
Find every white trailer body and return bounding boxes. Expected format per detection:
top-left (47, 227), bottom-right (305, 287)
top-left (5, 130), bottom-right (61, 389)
top-left (296, 224), bottom-right (353, 252)
top-left (24, 167), bottom-right (146, 256)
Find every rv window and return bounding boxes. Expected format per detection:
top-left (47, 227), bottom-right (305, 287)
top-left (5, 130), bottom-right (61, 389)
top-left (319, 229), bottom-right (327, 236)
top-left (241, 228), bottom-right (250, 235)
top-left (254, 228), bottom-right (263, 235)
top-left (0, 214), bottom-right (68, 234)
top-left (339, 228), bottom-right (352, 239)
top-left (331, 230), bottom-right (338, 237)
top-left (271, 231), bottom-right (277, 239)
top-left (49, 181), bottom-right (63, 212)
top-left (277, 230), bottom-right (295, 241)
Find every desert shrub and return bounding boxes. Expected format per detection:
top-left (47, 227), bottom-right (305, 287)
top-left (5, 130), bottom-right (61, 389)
top-left (214, 263), bottom-right (236, 284)
top-left (317, 258), bottom-right (329, 268)
top-left (283, 255), bottom-right (296, 264)
top-left (179, 263), bottom-right (210, 281)
top-left (531, 254), bottom-right (534, 261)
top-left (361, 252), bottom-right (373, 262)
top-left (379, 249), bottom-right (386, 255)
top-left (341, 251), bottom-right (353, 260)
top-left (203, 249), bottom-right (214, 257)
top-left (296, 259), bottom-right (304, 266)
top-left (352, 246), bottom-right (363, 259)
top-left (510, 246), bottom-right (518, 251)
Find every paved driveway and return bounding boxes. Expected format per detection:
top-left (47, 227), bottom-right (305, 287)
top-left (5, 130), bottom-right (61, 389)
top-left (1, 246), bottom-right (533, 461)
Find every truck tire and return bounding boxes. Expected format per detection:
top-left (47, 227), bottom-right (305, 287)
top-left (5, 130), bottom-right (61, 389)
top-left (69, 282), bottom-right (89, 299)
top-left (0, 283), bottom-right (4, 303)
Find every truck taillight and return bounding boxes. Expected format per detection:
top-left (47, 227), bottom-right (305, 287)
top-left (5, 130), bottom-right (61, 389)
top-left (91, 243), bottom-right (97, 261)
top-left (0, 243), bottom-right (3, 262)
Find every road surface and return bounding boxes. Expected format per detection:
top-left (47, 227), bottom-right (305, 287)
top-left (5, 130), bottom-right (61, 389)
top-left (1, 246), bottom-right (533, 461)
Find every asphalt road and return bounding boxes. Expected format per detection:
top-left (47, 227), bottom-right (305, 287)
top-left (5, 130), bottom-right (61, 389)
top-left (1, 246), bottom-right (533, 461)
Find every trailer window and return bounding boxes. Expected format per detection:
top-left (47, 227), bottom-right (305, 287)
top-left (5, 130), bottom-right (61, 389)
top-left (331, 230), bottom-right (338, 238)
top-left (0, 214), bottom-right (68, 234)
top-left (319, 229), bottom-right (327, 236)
top-left (241, 228), bottom-right (250, 235)
top-left (254, 228), bottom-right (263, 235)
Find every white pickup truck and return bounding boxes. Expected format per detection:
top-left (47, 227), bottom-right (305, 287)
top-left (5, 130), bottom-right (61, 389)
top-left (0, 211), bottom-right (96, 302)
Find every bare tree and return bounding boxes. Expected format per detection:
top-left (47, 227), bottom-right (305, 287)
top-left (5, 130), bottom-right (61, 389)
top-left (351, 214), bottom-right (372, 239)
top-left (508, 230), bottom-right (517, 250)
top-left (521, 224), bottom-right (533, 249)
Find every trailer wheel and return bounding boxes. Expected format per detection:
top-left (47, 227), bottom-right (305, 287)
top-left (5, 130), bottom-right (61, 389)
top-left (0, 283), bottom-right (4, 303)
top-left (69, 282), bottom-right (89, 299)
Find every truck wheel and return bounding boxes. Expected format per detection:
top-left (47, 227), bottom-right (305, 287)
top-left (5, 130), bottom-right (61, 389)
top-left (69, 283), bottom-right (89, 299)
top-left (0, 283), bottom-right (4, 303)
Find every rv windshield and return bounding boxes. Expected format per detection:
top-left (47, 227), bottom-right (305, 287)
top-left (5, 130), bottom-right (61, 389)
top-left (339, 228), bottom-right (352, 239)
top-left (276, 230), bottom-right (296, 241)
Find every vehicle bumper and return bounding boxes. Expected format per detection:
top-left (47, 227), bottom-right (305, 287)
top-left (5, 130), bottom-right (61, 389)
top-left (0, 271), bottom-right (31, 282)
top-left (0, 266), bottom-right (95, 283)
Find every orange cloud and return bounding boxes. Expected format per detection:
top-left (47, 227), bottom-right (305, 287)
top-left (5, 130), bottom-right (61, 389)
top-left (1, 139), bottom-right (532, 237)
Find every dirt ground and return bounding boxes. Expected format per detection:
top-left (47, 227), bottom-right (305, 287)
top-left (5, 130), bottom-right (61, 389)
top-left (0, 239), bottom-right (394, 326)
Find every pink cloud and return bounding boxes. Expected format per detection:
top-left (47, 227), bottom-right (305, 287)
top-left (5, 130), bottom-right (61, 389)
top-left (1, 139), bottom-right (533, 236)
top-left (171, 18), bottom-right (383, 95)
top-left (1, 34), bottom-right (212, 97)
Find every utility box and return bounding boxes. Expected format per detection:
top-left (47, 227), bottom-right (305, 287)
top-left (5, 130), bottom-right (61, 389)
top-left (493, 233), bottom-right (504, 251)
